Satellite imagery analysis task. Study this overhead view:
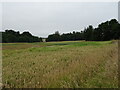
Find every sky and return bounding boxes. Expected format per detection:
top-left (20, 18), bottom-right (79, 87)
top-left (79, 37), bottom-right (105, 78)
top-left (1, 2), bottom-right (118, 38)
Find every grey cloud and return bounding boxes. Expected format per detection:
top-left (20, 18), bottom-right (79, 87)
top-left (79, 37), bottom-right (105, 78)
top-left (2, 2), bottom-right (118, 37)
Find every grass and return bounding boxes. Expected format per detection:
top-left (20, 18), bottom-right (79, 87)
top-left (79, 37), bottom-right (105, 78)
top-left (2, 40), bottom-right (118, 88)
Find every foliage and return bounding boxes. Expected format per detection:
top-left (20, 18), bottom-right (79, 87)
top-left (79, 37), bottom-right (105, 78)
top-left (1, 30), bottom-right (42, 43)
top-left (1, 19), bottom-right (120, 42)
top-left (47, 19), bottom-right (120, 41)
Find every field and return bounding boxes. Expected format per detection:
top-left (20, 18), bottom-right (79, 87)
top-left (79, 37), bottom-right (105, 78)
top-left (2, 40), bottom-right (118, 88)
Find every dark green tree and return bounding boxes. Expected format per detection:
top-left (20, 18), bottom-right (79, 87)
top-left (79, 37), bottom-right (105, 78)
top-left (2, 30), bottom-right (42, 43)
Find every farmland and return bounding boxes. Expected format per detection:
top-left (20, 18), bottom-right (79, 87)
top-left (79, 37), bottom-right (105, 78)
top-left (2, 41), bottom-right (118, 88)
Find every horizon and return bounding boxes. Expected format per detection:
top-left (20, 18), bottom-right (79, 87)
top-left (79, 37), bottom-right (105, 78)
top-left (2, 18), bottom-right (118, 38)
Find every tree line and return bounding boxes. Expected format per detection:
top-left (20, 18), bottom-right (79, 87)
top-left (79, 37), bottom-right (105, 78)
top-left (1, 30), bottom-right (42, 43)
top-left (1, 19), bottom-right (120, 43)
top-left (46, 19), bottom-right (120, 41)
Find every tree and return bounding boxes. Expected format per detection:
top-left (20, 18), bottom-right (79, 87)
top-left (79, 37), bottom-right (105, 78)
top-left (84, 25), bottom-right (94, 41)
top-left (47, 19), bottom-right (120, 42)
top-left (2, 30), bottom-right (42, 43)
top-left (46, 31), bottom-right (61, 42)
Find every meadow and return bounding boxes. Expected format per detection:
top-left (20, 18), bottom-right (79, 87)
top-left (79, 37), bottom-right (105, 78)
top-left (2, 40), bottom-right (118, 88)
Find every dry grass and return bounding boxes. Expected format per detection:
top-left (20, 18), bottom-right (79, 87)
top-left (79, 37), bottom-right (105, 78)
top-left (2, 41), bottom-right (118, 88)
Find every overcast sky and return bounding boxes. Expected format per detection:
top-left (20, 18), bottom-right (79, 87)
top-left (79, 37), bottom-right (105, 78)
top-left (2, 2), bottom-right (118, 38)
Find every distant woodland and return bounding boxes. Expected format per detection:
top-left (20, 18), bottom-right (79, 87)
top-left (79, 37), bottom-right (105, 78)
top-left (47, 19), bottom-right (120, 41)
top-left (1, 19), bottom-right (120, 43)
top-left (1, 31), bottom-right (42, 43)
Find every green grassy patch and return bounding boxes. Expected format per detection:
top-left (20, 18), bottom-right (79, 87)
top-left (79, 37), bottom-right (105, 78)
top-left (2, 40), bottom-right (118, 88)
